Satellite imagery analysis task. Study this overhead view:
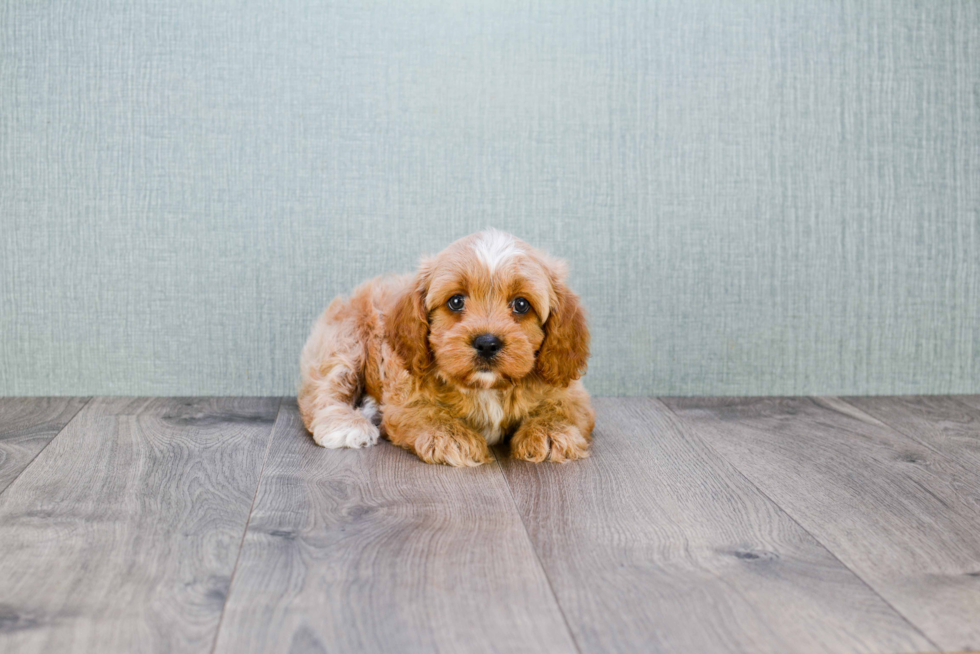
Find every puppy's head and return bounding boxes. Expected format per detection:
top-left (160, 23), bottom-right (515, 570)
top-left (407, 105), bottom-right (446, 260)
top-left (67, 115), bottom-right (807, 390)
top-left (386, 229), bottom-right (589, 389)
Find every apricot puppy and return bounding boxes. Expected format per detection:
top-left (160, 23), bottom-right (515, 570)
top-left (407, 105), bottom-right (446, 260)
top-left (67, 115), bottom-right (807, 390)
top-left (298, 229), bottom-right (594, 466)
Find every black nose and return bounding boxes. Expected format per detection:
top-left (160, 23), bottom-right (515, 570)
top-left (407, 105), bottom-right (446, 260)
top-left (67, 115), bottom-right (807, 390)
top-left (472, 333), bottom-right (503, 358)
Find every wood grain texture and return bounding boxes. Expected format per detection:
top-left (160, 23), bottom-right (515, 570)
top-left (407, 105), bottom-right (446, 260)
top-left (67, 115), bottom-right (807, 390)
top-left (0, 397), bottom-right (89, 494)
top-left (662, 396), bottom-right (980, 652)
top-left (842, 396), bottom-right (980, 473)
top-left (953, 396), bottom-right (980, 413)
top-left (497, 397), bottom-right (932, 654)
top-left (0, 397), bottom-right (280, 654)
top-left (213, 399), bottom-right (577, 654)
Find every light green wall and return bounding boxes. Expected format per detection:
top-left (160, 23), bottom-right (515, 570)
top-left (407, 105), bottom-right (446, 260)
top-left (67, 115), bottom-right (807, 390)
top-left (2, 0), bottom-right (978, 396)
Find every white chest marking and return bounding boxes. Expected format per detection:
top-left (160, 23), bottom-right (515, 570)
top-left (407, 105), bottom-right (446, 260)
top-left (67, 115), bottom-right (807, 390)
top-left (471, 389), bottom-right (506, 445)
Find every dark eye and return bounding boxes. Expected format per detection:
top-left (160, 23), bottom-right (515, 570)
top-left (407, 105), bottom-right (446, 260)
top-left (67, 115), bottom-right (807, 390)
top-left (512, 297), bottom-right (531, 314)
top-left (447, 295), bottom-right (465, 312)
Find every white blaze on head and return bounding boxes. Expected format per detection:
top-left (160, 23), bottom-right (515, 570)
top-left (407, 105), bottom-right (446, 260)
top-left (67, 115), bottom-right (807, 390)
top-left (472, 229), bottom-right (523, 275)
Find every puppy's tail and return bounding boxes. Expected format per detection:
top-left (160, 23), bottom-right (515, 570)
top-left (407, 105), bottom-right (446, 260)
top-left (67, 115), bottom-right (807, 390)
top-left (298, 304), bottom-right (381, 449)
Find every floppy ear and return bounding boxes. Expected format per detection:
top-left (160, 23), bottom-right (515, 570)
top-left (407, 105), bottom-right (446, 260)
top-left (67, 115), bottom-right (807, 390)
top-left (535, 264), bottom-right (590, 387)
top-left (385, 263), bottom-right (433, 376)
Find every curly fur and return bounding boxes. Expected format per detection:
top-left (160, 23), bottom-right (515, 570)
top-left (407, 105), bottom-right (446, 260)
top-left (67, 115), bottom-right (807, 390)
top-left (298, 229), bottom-right (595, 466)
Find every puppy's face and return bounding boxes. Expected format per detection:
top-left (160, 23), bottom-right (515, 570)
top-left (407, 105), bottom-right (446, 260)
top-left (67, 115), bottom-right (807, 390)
top-left (425, 238), bottom-right (549, 388)
top-left (387, 230), bottom-right (590, 390)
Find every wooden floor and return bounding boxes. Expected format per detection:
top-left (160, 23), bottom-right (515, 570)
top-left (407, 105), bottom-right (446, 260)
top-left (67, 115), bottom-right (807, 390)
top-left (1, 397), bottom-right (978, 654)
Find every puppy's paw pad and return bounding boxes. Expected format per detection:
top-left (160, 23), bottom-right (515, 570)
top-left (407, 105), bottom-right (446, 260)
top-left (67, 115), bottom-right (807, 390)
top-left (313, 421), bottom-right (380, 449)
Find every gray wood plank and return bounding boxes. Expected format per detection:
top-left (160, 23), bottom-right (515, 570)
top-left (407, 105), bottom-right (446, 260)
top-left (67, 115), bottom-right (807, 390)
top-left (952, 395), bottom-right (980, 413)
top-left (213, 399), bottom-right (577, 654)
top-left (842, 396), bottom-right (980, 473)
top-left (0, 396), bottom-right (280, 654)
top-left (496, 397), bottom-right (932, 654)
top-left (0, 397), bottom-right (89, 494)
top-left (662, 396), bottom-right (980, 652)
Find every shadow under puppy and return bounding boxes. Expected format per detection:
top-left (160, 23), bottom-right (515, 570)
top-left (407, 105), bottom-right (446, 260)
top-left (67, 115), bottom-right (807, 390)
top-left (298, 229), bottom-right (595, 466)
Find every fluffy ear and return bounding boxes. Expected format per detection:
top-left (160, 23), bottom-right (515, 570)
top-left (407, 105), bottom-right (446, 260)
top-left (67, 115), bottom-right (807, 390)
top-left (535, 263), bottom-right (590, 387)
top-left (385, 263), bottom-right (433, 375)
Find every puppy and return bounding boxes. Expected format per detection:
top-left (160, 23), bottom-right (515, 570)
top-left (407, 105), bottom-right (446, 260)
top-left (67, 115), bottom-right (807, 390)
top-left (298, 229), bottom-right (594, 466)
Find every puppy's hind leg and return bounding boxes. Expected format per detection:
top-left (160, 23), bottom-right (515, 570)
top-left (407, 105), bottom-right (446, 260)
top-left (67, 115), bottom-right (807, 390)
top-left (298, 302), bottom-right (380, 449)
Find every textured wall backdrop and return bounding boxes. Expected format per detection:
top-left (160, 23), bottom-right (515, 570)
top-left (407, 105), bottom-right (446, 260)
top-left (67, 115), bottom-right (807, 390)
top-left (2, 0), bottom-right (979, 396)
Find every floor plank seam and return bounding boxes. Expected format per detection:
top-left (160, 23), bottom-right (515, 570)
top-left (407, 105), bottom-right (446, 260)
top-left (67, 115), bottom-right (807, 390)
top-left (209, 396), bottom-right (284, 654)
top-left (654, 396), bottom-right (943, 653)
top-left (838, 395), bottom-right (980, 473)
top-left (835, 397), bottom-right (963, 465)
top-left (0, 396), bottom-right (93, 501)
top-left (490, 446), bottom-right (584, 654)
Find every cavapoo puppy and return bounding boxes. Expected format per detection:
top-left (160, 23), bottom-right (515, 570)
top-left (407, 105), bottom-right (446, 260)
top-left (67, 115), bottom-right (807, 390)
top-left (298, 229), bottom-right (594, 467)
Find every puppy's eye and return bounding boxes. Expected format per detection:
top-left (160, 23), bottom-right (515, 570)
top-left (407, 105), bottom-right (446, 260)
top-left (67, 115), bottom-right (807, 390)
top-left (447, 295), bottom-right (465, 312)
top-left (512, 297), bottom-right (531, 314)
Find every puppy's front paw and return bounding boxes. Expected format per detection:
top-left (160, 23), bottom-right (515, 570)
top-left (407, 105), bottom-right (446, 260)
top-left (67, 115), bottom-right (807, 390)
top-left (511, 423), bottom-right (590, 463)
top-left (313, 420), bottom-right (380, 449)
top-left (413, 430), bottom-right (493, 467)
